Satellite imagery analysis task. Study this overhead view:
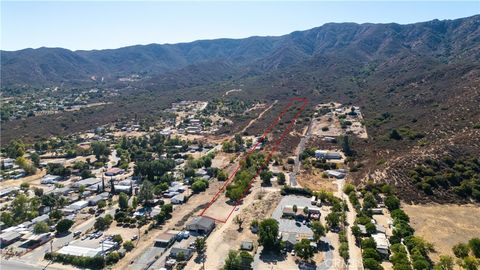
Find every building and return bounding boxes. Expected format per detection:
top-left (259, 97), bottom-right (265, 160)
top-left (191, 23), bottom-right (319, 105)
top-left (0, 231), bottom-right (21, 247)
top-left (282, 205), bottom-right (321, 219)
top-left (171, 194), bottom-right (185, 204)
top-left (32, 214), bottom-right (49, 225)
top-left (0, 186), bottom-right (20, 197)
top-left (72, 177), bottom-right (101, 188)
top-left (41, 174), bottom-right (62, 184)
top-left (154, 233), bottom-right (176, 248)
top-left (282, 233), bottom-right (297, 250)
top-left (88, 192), bottom-right (110, 206)
top-left (105, 168), bottom-right (125, 176)
top-left (326, 170), bottom-right (346, 179)
top-left (170, 247), bottom-right (193, 259)
top-left (240, 241), bottom-right (254, 251)
top-left (186, 216), bottom-right (215, 235)
top-left (65, 200), bottom-right (89, 212)
top-left (314, 150), bottom-right (342, 160)
top-left (372, 233), bottom-right (390, 256)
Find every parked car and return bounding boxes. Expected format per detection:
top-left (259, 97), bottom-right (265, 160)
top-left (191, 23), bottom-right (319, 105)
top-left (73, 231), bottom-right (82, 238)
top-left (131, 235), bottom-right (138, 241)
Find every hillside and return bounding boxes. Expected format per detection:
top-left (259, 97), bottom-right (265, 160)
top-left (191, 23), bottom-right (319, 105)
top-left (1, 15), bottom-right (479, 87)
top-left (1, 15), bottom-right (479, 203)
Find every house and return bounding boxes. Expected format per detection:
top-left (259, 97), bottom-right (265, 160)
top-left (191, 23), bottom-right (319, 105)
top-left (41, 174), bottom-right (62, 184)
top-left (171, 194), bottom-right (185, 204)
top-left (72, 177), bottom-right (101, 188)
top-left (186, 216), bottom-right (215, 235)
top-left (105, 168), bottom-right (124, 176)
top-left (170, 247), bottom-right (193, 259)
top-left (32, 214), bottom-right (49, 225)
top-left (154, 233), bottom-right (176, 248)
top-left (88, 192), bottom-right (110, 206)
top-left (322, 137), bottom-right (337, 143)
top-left (282, 233), bottom-right (297, 250)
top-left (0, 186), bottom-right (20, 197)
top-left (195, 169), bottom-right (208, 176)
top-left (357, 225), bottom-right (368, 236)
top-left (375, 224), bottom-right (386, 234)
top-left (65, 200), bottom-right (89, 212)
top-left (371, 208), bottom-right (383, 215)
top-left (240, 241), bottom-right (254, 251)
top-left (21, 232), bottom-right (53, 247)
top-left (0, 231), bottom-right (21, 247)
top-left (372, 233), bottom-right (390, 256)
top-left (326, 170), bottom-right (346, 179)
top-left (314, 150), bottom-right (342, 160)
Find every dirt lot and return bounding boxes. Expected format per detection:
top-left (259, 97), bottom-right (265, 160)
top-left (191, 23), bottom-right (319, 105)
top-left (198, 189), bottom-right (282, 270)
top-left (296, 170), bottom-right (337, 192)
top-left (403, 203), bottom-right (480, 262)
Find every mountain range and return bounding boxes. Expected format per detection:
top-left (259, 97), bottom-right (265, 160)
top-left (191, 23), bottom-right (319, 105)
top-left (1, 15), bottom-right (479, 87)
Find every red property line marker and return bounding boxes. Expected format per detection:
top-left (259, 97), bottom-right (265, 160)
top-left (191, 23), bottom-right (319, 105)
top-left (199, 97), bottom-right (308, 223)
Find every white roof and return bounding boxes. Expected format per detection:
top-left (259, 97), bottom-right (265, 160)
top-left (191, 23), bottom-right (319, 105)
top-left (372, 233), bottom-right (390, 249)
top-left (57, 245), bottom-right (102, 257)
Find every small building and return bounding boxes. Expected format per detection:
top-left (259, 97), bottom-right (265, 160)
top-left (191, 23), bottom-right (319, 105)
top-left (372, 233), bottom-right (390, 256)
top-left (375, 224), bottom-right (386, 234)
top-left (105, 168), bottom-right (125, 176)
top-left (170, 247), bottom-right (193, 259)
top-left (73, 177), bottom-right (101, 188)
top-left (32, 214), bottom-right (49, 224)
top-left (326, 170), bottom-right (346, 179)
top-left (315, 150), bottom-right (342, 160)
top-left (195, 169), bottom-right (208, 176)
top-left (171, 194), bottom-right (185, 205)
top-left (371, 208), bottom-right (383, 215)
top-left (0, 231), bottom-right (21, 247)
top-left (240, 241), bottom-right (254, 251)
top-left (186, 217), bottom-right (215, 235)
top-left (0, 186), bottom-right (20, 197)
top-left (154, 233), bottom-right (176, 248)
top-left (282, 233), bottom-right (297, 250)
top-left (41, 174), bottom-right (62, 184)
top-left (66, 200), bottom-right (89, 212)
top-left (88, 192), bottom-right (109, 206)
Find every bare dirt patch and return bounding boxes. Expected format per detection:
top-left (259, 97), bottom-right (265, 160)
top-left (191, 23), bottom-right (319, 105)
top-left (403, 203), bottom-right (480, 262)
top-left (296, 170), bottom-right (337, 192)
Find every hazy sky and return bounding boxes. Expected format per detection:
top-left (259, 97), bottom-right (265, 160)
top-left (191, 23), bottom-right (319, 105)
top-left (1, 1), bottom-right (479, 51)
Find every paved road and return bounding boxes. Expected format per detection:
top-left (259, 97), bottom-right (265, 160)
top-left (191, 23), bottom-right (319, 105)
top-left (316, 237), bottom-right (334, 270)
top-left (290, 120), bottom-right (314, 187)
top-left (0, 259), bottom-right (44, 270)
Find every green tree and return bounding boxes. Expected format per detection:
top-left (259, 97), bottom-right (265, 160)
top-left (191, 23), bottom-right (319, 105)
top-left (138, 180), bottom-right (154, 205)
top-left (458, 256), bottom-right (479, 270)
top-left (91, 142), bottom-right (111, 159)
top-left (385, 195), bottom-right (401, 211)
top-left (311, 221), bottom-right (326, 242)
top-left (352, 225), bottom-right (362, 242)
top-left (326, 212), bottom-right (340, 229)
top-left (363, 258), bottom-right (384, 270)
top-left (31, 152), bottom-right (40, 167)
top-left (123, 240), bottom-right (134, 252)
top-left (339, 135), bottom-right (353, 156)
top-left (260, 170), bottom-right (272, 185)
top-left (389, 129), bottom-right (402, 140)
top-left (453, 243), bottom-right (470, 258)
top-left (131, 196), bottom-right (138, 209)
top-left (97, 200), bottom-right (106, 209)
top-left (258, 218), bottom-right (279, 250)
top-left (234, 216), bottom-right (244, 231)
top-left (56, 219), bottom-right (74, 234)
top-left (118, 192), bottom-right (129, 209)
top-left (294, 239), bottom-right (314, 261)
top-left (20, 182), bottom-right (30, 191)
top-left (94, 217), bottom-right (108, 231)
top-left (217, 169), bottom-right (228, 181)
top-left (434, 255), bottom-right (454, 270)
top-left (112, 234), bottom-right (123, 244)
top-left (6, 140), bottom-right (25, 158)
top-left (469, 238), bottom-right (480, 258)
top-left (293, 204), bottom-right (298, 214)
top-left (277, 172), bottom-right (286, 185)
top-left (33, 221), bottom-right (49, 234)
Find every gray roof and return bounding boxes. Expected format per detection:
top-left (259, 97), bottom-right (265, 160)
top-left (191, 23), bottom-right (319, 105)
top-left (187, 216), bottom-right (215, 229)
top-left (32, 214), bottom-right (49, 224)
top-left (0, 231), bottom-right (21, 242)
top-left (241, 241), bottom-right (253, 251)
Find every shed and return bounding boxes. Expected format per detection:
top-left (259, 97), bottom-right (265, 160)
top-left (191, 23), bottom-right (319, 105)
top-left (186, 216), bottom-right (215, 235)
top-left (0, 231), bottom-right (21, 246)
top-left (240, 241), bottom-right (254, 251)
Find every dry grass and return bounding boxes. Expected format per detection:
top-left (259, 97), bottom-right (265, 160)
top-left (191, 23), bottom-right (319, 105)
top-left (403, 203), bottom-right (480, 262)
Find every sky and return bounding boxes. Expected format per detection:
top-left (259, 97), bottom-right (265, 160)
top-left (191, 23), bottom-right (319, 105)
top-left (1, 1), bottom-right (479, 51)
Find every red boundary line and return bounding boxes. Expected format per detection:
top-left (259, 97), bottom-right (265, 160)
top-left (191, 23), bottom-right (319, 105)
top-left (199, 97), bottom-right (308, 223)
